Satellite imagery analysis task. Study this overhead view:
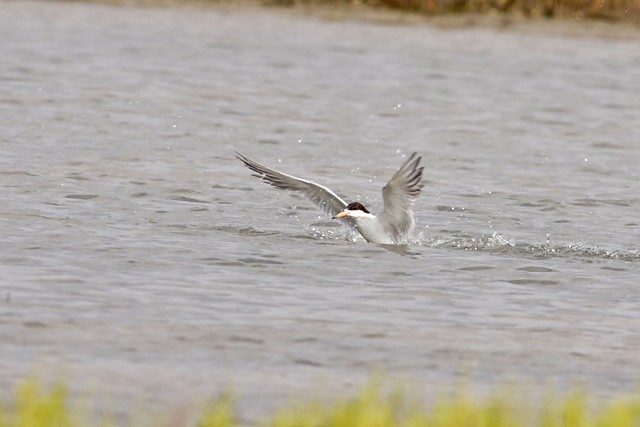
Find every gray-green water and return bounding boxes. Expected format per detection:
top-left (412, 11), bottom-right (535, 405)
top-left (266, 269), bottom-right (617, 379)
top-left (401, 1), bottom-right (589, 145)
top-left (1, 0), bottom-right (639, 421)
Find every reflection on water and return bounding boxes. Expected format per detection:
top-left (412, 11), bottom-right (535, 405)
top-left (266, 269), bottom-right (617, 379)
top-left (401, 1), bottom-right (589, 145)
top-left (1, 0), bottom-right (639, 420)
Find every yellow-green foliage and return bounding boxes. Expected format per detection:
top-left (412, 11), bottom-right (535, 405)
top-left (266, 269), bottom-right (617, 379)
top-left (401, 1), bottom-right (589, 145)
top-left (199, 392), bottom-right (235, 427)
top-left (265, 380), bottom-right (406, 427)
top-left (2, 377), bottom-right (640, 427)
top-left (0, 378), bottom-right (73, 427)
top-left (229, 381), bottom-right (640, 427)
top-left (426, 385), bottom-right (524, 427)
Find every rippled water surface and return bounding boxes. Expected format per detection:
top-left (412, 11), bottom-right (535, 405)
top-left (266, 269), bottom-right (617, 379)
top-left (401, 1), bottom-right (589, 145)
top-left (1, 0), bottom-right (640, 420)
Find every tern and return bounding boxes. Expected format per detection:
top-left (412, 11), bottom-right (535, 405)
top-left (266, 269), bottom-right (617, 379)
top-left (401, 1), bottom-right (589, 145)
top-left (235, 150), bottom-right (424, 245)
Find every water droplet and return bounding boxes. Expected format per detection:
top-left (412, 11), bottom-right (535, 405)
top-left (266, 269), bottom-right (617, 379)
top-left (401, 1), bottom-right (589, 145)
top-left (172, 124), bottom-right (177, 128)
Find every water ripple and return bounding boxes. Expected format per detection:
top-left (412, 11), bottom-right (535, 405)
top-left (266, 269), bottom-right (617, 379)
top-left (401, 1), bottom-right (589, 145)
top-left (422, 233), bottom-right (640, 263)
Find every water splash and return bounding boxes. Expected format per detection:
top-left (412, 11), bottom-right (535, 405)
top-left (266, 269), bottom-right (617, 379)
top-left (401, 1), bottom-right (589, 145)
top-left (223, 221), bottom-right (639, 263)
top-left (306, 225), bottom-right (359, 242)
top-left (416, 231), bottom-right (640, 263)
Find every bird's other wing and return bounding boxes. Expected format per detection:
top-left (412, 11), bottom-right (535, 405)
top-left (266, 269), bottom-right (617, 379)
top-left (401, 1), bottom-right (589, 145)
top-left (379, 152), bottom-right (424, 242)
top-left (235, 151), bottom-right (350, 219)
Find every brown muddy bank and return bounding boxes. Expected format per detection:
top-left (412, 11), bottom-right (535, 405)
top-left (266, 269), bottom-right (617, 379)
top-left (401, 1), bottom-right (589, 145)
top-left (61, 0), bottom-right (640, 39)
top-left (265, 0), bottom-right (640, 22)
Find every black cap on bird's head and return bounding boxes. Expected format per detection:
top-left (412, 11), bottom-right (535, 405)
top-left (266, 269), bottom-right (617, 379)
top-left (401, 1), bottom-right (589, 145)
top-left (333, 202), bottom-right (370, 219)
top-left (345, 202), bottom-right (370, 213)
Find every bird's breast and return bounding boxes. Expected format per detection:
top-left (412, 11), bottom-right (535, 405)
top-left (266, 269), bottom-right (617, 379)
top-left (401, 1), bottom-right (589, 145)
top-left (354, 216), bottom-right (395, 245)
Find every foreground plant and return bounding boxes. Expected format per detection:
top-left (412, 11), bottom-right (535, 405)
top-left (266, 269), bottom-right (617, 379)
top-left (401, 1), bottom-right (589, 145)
top-left (0, 378), bottom-right (73, 427)
top-left (2, 377), bottom-right (640, 427)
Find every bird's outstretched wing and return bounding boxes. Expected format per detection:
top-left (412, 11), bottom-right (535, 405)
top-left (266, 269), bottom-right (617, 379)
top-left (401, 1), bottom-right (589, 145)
top-left (379, 152), bottom-right (424, 242)
top-left (235, 151), bottom-right (349, 219)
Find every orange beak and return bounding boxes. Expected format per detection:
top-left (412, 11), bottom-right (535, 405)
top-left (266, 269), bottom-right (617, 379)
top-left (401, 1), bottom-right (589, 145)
top-left (334, 210), bottom-right (349, 219)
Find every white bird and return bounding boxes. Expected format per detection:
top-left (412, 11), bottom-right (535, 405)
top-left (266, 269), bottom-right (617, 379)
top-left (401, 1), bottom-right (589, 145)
top-left (235, 150), bottom-right (424, 245)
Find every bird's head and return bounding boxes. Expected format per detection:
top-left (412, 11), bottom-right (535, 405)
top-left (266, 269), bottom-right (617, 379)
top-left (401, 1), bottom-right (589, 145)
top-left (333, 202), bottom-right (371, 219)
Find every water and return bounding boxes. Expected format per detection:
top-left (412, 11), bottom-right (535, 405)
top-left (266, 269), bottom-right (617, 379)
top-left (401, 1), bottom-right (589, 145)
top-left (1, 0), bottom-right (640, 421)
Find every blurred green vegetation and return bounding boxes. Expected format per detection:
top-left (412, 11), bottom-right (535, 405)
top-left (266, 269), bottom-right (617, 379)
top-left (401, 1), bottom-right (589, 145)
top-left (3, 376), bottom-right (640, 427)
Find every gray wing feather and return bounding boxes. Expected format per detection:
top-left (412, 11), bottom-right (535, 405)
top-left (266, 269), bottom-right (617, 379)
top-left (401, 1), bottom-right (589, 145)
top-left (379, 152), bottom-right (424, 242)
top-left (235, 151), bottom-right (350, 219)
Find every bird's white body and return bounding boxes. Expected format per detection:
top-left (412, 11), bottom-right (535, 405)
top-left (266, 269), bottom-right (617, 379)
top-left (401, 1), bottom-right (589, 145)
top-left (235, 151), bottom-right (424, 245)
top-left (338, 209), bottom-right (403, 245)
top-left (356, 213), bottom-right (395, 245)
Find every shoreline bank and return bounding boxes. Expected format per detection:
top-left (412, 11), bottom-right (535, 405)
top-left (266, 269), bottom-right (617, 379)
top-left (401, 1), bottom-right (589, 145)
top-left (55, 0), bottom-right (640, 39)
